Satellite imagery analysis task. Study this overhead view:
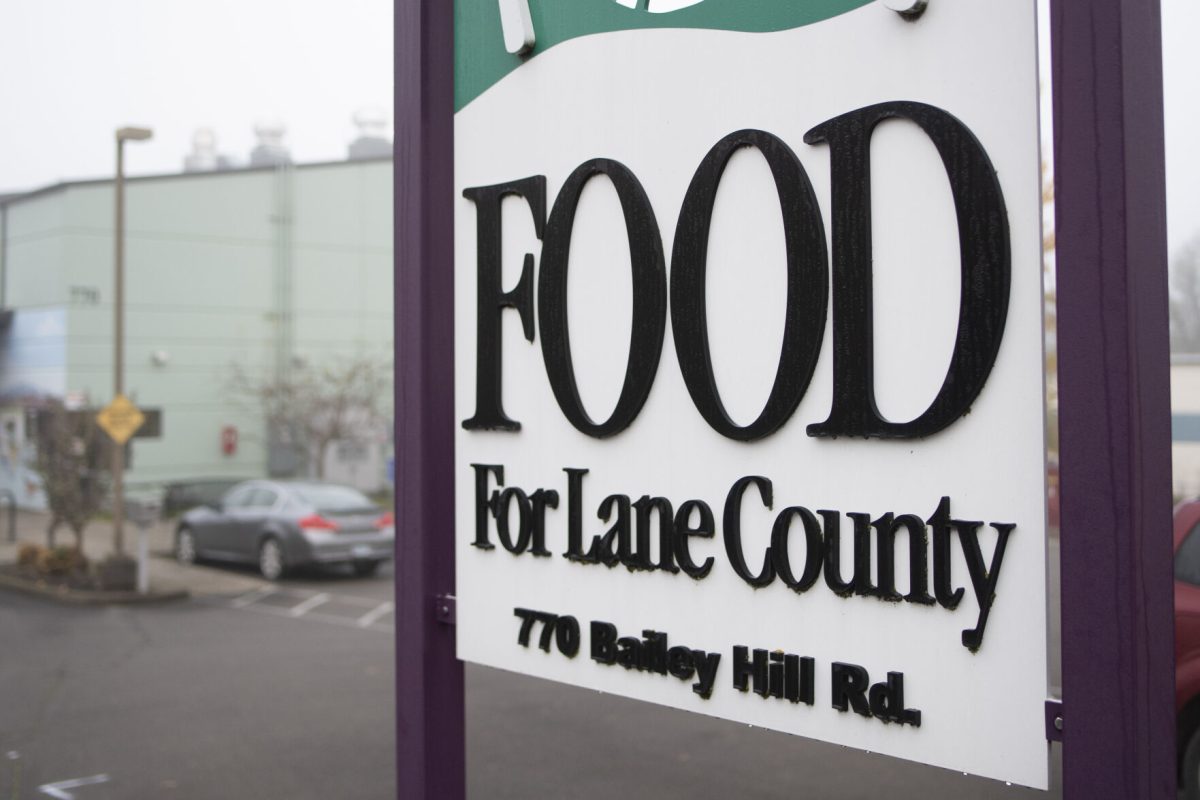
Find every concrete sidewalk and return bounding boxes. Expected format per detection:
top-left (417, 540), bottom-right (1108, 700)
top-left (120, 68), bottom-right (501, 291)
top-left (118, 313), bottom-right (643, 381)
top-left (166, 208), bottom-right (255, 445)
top-left (0, 509), bottom-right (269, 598)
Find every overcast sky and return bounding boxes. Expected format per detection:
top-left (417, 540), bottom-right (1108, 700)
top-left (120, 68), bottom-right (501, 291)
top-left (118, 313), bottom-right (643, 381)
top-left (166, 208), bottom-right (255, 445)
top-left (0, 0), bottom-right (392, 193)
top-left (0, 0), bottom-right (1195, 256)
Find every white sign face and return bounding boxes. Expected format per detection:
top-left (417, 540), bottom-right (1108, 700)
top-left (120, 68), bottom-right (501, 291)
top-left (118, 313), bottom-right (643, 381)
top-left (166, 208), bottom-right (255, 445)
top-left (454, 0), bottom-right (1047, 789)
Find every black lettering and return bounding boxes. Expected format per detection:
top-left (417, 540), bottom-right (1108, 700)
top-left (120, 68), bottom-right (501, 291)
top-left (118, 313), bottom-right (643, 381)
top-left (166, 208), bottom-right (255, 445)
top-left (769, 651), bottom-right (785, 699)
top-left (692, 650), bottom-right (721, 699)
top-left (539, 159), bottom-right (666, 438)
top-left (868, 672), bottom-right (922, 727)
top-left (528, 488), bottom-right (558, 557)
top-left (848, 511), bottom-right (876, 597)
top-left (470, 464), bottom-right (502, 550)
top-left (632, 495), bottom-right (677, 573)
top-left (821, 509), bottom-right (854, 597)
top-left (957, 521), bottom-right (1015, 651)
top-left (563, 468), bottom-right (589, 561)
top-left (805, 102), bottom-right (1010, 439)
top-left (771, 506), bottom-right (823, 594)
top-left (667, 646), bottom-right (696, 681)
top-left (784, 654), bottom-right (800, 703)
top-left (831, 662), bottom-right (871, 717)
top-left (671, 129), bottom-right (828, 441)
top-left (533, 611), bottom-right (557, 651)
top-left (514, 608), bottom-right (535, 646)
top-left (591, 620), bottom-right (617, 664)
top-left (616, 636), bottom-right (641, 669)
top-left (732, 646), bottom-right (769, 697)
top-left (642, 630), bottom-right (669, 674)
top-left (873, 512), bottom-right (935, 605)
top-left (587, 494), bottom-right (630, 567)
top-left (461, 177), bottom-right (545, 431)
top-left (494, 487), bottom-right (531, 554)
top-left (673, 500), bottom-right (716, 579)
top-left (795, 655), bottom-right (815, 705)
top-left (555, 615), bottom-right (581, 658)
top-left (723, 476), bottom-right (775, 588)
top-left (928, 496), bottom-right (965, 610)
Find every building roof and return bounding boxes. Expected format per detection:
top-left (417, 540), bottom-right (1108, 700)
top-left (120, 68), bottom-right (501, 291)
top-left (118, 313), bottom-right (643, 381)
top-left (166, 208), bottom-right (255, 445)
top-left (0, 154), bottom-right (393, 209)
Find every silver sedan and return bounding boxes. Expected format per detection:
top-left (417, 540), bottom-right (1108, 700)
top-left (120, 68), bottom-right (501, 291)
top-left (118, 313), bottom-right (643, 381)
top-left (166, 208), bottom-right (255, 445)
top-left (176, 480), bottom-right (394, 580)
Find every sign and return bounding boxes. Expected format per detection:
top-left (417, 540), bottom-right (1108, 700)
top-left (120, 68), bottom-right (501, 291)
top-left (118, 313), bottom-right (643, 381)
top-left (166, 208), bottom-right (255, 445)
top-left (221, 425), bottom-right (238, 456)
top-left (454, 0), bottom-right (1047, 788)
top-left (96, 394), bottom-right (145, 445)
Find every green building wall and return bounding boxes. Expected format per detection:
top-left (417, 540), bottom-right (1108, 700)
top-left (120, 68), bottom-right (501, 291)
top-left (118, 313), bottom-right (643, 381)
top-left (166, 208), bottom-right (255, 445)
top-left (0, 157), bottom-right (393, 497)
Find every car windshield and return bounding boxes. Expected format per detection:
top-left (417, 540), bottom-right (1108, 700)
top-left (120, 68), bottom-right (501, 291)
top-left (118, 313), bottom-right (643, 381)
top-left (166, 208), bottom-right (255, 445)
top-left (290, 484), bottom-right (376, 513)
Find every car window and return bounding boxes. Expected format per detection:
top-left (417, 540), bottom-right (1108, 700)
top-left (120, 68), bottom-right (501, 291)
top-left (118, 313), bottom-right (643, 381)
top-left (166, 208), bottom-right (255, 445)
top-left (1176, 520), bottom-right (1200, 585)
top-left (280, 494), bottom-right (306, 513)
top-left (291, 484), bottom-right (374, 512)
top-left (222, 486), bottom-right (255, 509)
top-left (247, 488), bottom-right (278, 510)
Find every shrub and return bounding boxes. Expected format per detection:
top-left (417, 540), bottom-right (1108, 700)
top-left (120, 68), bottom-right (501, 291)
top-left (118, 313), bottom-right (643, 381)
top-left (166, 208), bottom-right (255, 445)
top-left (34, 545), bottom-right (87, 576)
top-left (16, 542), bottom-right (42, 568)
top-left (32, 400), bottom-right (110, 550)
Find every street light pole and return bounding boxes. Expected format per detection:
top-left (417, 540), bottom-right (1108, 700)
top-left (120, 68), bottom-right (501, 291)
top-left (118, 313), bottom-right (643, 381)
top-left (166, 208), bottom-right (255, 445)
top-left (113, 126), bottom-right (151, 556)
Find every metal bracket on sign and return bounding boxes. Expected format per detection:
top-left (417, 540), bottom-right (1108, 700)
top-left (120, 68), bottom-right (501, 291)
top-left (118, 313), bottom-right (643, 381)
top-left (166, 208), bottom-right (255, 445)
top-left (1045, 699), bottom-right (1064, 742)
top-left (435, 594), bottom-right (457, 626)
top-left (881, 0), bottom-right (929, 19)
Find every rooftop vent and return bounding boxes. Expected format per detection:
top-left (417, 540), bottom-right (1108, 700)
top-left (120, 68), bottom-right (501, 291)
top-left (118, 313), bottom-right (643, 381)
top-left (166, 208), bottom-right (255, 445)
top-left (347, 109), bottom-right (391, 161)
top-left (184, 128), bottom-right (238, 172)
top-left (250, 120), bottom-right (292, 168)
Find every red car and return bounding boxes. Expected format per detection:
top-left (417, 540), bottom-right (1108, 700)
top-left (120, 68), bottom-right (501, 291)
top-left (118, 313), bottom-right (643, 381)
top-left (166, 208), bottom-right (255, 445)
top-left (1175, 500), bottom-right (1200, 796)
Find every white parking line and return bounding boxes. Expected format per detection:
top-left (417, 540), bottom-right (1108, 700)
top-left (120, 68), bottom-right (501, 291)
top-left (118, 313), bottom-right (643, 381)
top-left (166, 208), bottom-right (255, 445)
top-left (231, 587), bottom-right (275, 608)
top-left (203, 588), bottom-right (395, 633)
top-left (318, 592), bottom-right (388, 609)
top-left (356, 601), bottom-right (394, 628)
top-left (300, 610), bottom-right (392, 632)
top-left (38, 774), bottom-right (110, 799)
top-left (288, 593), bottom-right (331, 618)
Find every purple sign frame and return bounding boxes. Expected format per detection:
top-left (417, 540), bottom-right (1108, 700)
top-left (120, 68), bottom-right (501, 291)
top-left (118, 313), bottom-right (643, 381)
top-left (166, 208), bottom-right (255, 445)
top-left (394, 0), bottom-right (1175, 797)
top-left (1050, 0), bottom-right (1175, 797)
top-left (395, 1), bottom-right (462, 798)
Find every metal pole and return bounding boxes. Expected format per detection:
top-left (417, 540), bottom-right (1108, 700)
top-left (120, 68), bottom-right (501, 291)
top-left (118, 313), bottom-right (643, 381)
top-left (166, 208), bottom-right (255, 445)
top-left (395, 0), bottom-right (463, 797)
top-left (1051, 1), bottom-right (1175, 798)
top-left (136, 518), bottom-right (149, 594)
top-left (3, 490), bottom-right (14, 544)
top-left (113, 137), bottom-right (126, 556)
top-left (1, 201), bottom-right (8, 308)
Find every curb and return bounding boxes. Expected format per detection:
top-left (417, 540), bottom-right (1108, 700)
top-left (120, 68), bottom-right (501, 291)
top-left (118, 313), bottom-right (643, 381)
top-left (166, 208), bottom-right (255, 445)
top-left (0, 569), bottom-right (189, 606)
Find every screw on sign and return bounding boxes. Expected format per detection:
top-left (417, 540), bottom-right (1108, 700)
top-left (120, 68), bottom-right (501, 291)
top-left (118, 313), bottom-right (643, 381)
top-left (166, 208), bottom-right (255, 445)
top-left (96, 394), bottom-right (145, 445)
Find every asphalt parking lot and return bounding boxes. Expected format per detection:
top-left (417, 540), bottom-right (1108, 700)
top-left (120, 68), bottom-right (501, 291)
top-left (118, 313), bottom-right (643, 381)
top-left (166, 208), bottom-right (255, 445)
top-left (0, 569), bottom-right (396, 800)
top-left (203, 563), bottom-right (396, 634)
top-left (0, 551), bottom-right (1068, 800)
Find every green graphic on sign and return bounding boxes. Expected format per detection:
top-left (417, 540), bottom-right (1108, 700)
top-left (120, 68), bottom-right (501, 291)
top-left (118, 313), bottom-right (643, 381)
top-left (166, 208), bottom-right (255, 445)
top-left (455, 0), bottom-right (874, 111)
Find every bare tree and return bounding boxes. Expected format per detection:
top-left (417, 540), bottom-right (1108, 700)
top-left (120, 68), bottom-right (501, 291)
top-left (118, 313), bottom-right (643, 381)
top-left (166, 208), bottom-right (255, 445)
top-left (33, 400), bottom-right (110, 549)
top-left (1172, 236), bottom-right (1200, 355)
top-left (232, 355), bottom-right (392, 480)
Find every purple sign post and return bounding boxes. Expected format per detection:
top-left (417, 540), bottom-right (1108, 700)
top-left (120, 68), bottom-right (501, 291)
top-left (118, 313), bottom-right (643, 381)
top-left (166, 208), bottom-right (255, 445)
top-left (395, 0), bottom-right (1175, 797)
top-left (1051, 0), bottom-right (1175, 798)
top-left (395, 1), bottom-right (462, 799)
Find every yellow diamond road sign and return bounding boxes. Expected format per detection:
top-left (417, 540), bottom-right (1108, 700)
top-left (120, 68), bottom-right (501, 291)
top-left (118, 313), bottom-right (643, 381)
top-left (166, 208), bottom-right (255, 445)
top-left (97, 394), bottom-right (145, 445)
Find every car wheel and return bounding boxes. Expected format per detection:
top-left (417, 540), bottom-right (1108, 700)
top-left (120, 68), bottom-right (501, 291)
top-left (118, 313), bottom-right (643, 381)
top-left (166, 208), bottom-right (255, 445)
top-left (1183, 723), bottom-right (1200, 799)
top-left (177, 528), bottom-right (198, 565)
top-left (259, 537), bottom-right (286, 581)
top-left (352, 559), bottom-right (382, 578)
